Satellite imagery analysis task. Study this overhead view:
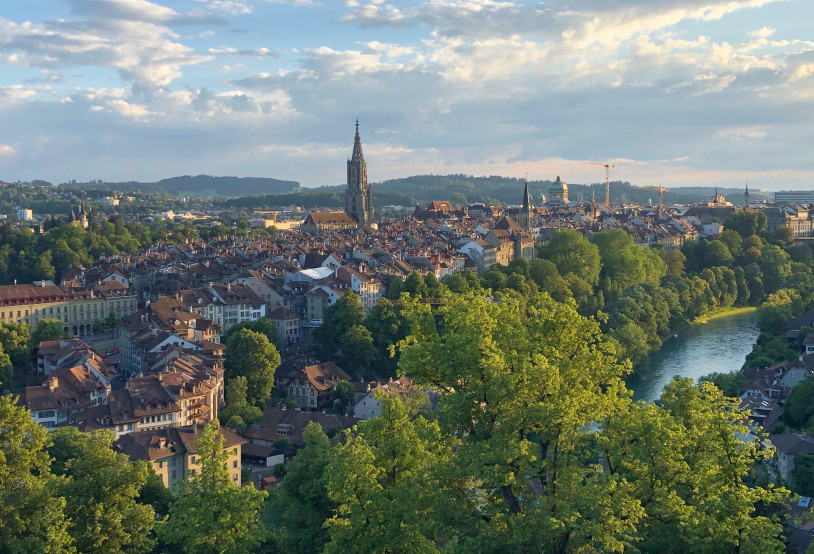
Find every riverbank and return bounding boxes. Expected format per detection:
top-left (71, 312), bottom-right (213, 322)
top-left (662, 306), bottom-right (758, 345)
top-left (629, 310), bottom-right (760, 402)
top-left (691, 306), bottom-right (757, 325)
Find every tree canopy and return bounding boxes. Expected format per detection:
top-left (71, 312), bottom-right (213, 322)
top-left (158, 420), bottom-right (268, 554)
top-left (224, 328), bottom-right (281, 405)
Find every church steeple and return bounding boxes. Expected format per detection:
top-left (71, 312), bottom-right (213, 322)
top-left (744, 182), bottom-right (750, 207)
top-left (519, 179), bottom-right (533, 232)
top-left (352, 118), bottom-right (364, 165)
top-left (345, 119), bottom-right (373, 227)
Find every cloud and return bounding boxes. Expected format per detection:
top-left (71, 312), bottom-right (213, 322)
top-left (718, 127), bottom-right (768, 140)
top-left (264, 0), bottom-right (316, 5)
top-left (196, 1), bottom-right (252, 15)
top-left (0, 0), bottom-right (211, 93)
top-left (0, 144), bottom-right (15, 156)
top-left (208, 47), bottom-right (278, 58)
top-left (0, 0), bottom-right (812, 191)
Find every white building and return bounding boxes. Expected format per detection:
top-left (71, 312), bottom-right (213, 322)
top-left (16, 208), bottom-right (33, 221)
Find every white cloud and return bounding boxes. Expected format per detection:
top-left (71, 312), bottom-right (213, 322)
top-left (0, 0), bottom-right (211, 93)
top-left (0, 144), bottom-right (15, 156)
top-left (196, 1), bottom-right (252, 15)
top-left (208, 47), bottom-right (278, 57)
top-left (108, 99), bottom-right (153, 119)
top-left (718, 127), bottom-right (768, 140)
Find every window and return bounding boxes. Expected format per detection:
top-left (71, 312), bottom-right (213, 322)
top-left (233, 460), bottom-right (238, 468)
top-left (172, 470), bottom-right (176, 479)
top-left (191, 456), bottom-right (196, 465)
top-left (233, 474), bottom-right (238, 482)
top-left (158, 461), bottom-right (163, 469)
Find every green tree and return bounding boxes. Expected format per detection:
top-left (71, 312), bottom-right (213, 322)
top-left (274, 422), bottom-right (336, 553)
top-left (0, 395), bottom-right (74, 554)
top-left (104, 310), bottom-right (119, 329)
top-left (724, 211), bottom-right (767, 238)
top-left (698, 371), bottom-right (750, 397)
top-left (661, 248), bottom-right (686, 275)
top-left (385, 276), bottom-right (404, 300)
top-left (313, 291), bottom-right (366, 361)
top-left (0, 320), bottom-right (32, 369)
top-left (324, 395), bottom-right (471, 553)
top-left (782, 375), bottom-right (814, 429)
top-left (0, 342), bottom-right (12, 390)
top-left (364, 299), bottom-right (410, 378)
top-left (34, 250), bottom-right (56, 281)
top-left (699, 239), bottom-right (734, 270)
top-left (332, 380), bottom-right (356, 415)
top-left (159, 420), bottom-right (268, 554)
top-left (592, 228), bottom-right (667, 300)
top-left (225, 329), bottom-right (281, 405)
top-left (137, 462), bottom-right (175, 518)
top-left (49, 427), bottom-right (155, 553)
top-left (602, 378), bottom-right (788, 553)
top-left (224, 317), bottom-right (281, 350)
top-left (220, 376), bottom-right (263, 433)
top-left (403, 271), bottom-right (429, 297)
top-left (340, 324), bottom-right (377, 377)
top-left (31, 318), bottom-right (70, 346)
top-left (539, 229), bottom-right (601, 286)
top-left (792, 454), bottom-right (814, 496)
top-left (395, 292), bottom-right (636, 551)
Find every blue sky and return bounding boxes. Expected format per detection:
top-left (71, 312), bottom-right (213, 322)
top-left (1, 0), bottom-right (813, 191)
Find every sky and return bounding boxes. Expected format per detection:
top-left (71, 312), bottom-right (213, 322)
top-left (1, 0), bottom-right (813, 191)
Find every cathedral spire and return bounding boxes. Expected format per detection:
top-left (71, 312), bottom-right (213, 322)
top-left (519, 178), bottom-right (533, 232)
top-left (522, 179), bottom-right (531, 210)
top-left (346, 120), bottom-right (373, 227)
top-left (352, 118), bottom-right (364, 164)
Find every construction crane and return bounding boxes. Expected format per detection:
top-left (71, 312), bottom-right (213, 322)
top-left (581, 161), bottom-right (615, 208)
top-left (634, 184), bottom-right (670, 220)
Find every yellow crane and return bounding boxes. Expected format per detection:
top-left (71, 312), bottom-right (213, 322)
top-left (581, 161), bottom-right (615, 208)
top-left (634, 184), bottom-right (670, 219)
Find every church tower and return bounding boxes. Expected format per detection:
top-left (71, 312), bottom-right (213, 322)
top-left (548, 176), bottom-right (569, 204)
top-left (744, 182), bottom-right (750, 207)
top-left (519, 179), bottom-right (533, 232)
top-left (345, 120), bottom-right (373, 227)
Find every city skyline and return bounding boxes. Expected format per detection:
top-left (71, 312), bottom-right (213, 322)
top-left (1, 0), bottom-right (813, 190)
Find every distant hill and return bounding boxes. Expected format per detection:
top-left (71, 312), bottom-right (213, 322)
top-left (373, 174), bottom-right (766, 206)
top-left (220, 186), bottom-right (417, 210)
top-left (59, 175), bottom-right (299, 197)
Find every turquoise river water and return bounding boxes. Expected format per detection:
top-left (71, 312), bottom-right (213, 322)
top-left (627, 310), bottom-right (760, 402)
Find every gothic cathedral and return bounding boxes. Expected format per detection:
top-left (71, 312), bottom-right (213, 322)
top-left (345, 120), bottom-right (374, 227)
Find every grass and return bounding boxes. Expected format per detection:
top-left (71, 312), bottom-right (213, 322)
top-left (690, 305), bottom-right (757, 325)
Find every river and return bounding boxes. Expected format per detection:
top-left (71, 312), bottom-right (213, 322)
top-left (627, 310), bottom-right (760, 402)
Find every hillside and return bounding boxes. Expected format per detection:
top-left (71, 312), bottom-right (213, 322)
top-left (59, 175), bottom-right (300, 197)
top-left (374, 174), bottom-right (765, 206)
top-left (220, 186), bottom-right (417, 210)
